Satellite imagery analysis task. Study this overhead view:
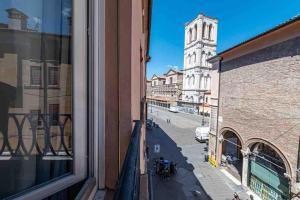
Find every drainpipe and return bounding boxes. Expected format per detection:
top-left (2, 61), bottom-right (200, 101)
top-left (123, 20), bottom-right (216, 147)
top-left (215, 57), bottom-right (223, 162)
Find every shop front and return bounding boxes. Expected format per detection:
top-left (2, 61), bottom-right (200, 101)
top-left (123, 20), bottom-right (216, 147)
top-left (248, 143), bottom-right (290, 200)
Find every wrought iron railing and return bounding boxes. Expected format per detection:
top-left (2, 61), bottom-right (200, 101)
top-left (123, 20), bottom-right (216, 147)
top-left (0, 113), bottom-right (72, 158)
top-left (114, 120), bottom-right (142, 200)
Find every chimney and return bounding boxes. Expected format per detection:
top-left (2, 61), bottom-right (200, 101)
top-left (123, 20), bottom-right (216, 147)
top-left (6, 8), bottom-right (28, 30)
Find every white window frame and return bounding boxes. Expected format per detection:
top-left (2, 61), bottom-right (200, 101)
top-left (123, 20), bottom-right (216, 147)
top-left (91, 0), bottom-right (106, 190)
top-left (14, 0), bottom-right (88, 199)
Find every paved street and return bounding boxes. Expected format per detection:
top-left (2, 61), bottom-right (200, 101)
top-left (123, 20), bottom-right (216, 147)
top-left (147, 106), bottom-right (249, 200)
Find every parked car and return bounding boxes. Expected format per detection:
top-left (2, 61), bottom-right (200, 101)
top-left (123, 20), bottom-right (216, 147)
top-left (195, 126), bottom-right (210, 142)
top-left (168, 106), bottom-right (179, 113)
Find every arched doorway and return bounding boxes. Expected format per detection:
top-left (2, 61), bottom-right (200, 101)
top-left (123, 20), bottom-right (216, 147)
top-left (220, 129), bottom-right (243, 181)
top-left (248, 142), bottom-right (290, 200)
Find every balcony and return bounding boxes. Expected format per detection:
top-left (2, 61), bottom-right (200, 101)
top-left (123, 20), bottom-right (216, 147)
top-left (114, 120), bottom-right (143, 200)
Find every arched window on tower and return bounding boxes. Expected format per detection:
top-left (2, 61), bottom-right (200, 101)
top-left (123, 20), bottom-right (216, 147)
top-left (192, 75), bottom-right (195, 85)
top-left (204, 76), bottom-right (208, 89)
top-left (193, 52), bottom-right (196, 64)
top-left (202, 22), bottom-right (206, 39)
top-left (190, 96), bottom-right (194, 103)
top-left (188, 54), bottom-right (191, 65)
top-left (189, 28), bottom-right (192, 43)
top-left (200, 74), bottom-right (204, 90)
top-left (207, 52), bottom-right (212, 66)
top-left (201, 51), bottom-right (206, 66)
top-left (194, 24), bottom-right (197, 41)
top-left (208, 24), bottom-right (213, 40)
top-left (187, 75), bottom-right (190, 86)
top-left (207, 75), bottom-right (211, 90)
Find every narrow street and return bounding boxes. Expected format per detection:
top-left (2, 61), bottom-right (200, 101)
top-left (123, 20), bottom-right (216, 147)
top-left (147, 106), bottom-right (249, 200)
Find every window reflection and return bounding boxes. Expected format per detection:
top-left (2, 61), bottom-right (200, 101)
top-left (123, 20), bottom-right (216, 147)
top-left (0, 0), bottom-right (72, 198)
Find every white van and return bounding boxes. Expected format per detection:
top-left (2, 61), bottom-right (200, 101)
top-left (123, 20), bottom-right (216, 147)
top-left (195, 126), bottom-right (210, 142)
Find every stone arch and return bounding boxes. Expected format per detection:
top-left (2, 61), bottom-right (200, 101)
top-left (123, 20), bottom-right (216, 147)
top-left (219, 127), bottom-right (244, 181)
top-left (245, 138), bottom-right (292, 178)
top-left (220, 127), bottom-right (245, 148)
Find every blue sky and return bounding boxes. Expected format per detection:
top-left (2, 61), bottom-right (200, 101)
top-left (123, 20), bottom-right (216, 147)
top-left (147, 0), bottom-right (300, 79)
top-left (0, 0), bottom-right (71, 34)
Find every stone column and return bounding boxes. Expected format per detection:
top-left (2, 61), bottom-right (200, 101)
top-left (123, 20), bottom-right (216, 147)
top-left (241, 148), bottom-right (250, 187)
top-left (242, 156), bottom-right (249, 187)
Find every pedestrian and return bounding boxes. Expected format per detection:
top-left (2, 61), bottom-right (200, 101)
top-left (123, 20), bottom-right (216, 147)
top-left (232, 192), bottom-right (240, 200)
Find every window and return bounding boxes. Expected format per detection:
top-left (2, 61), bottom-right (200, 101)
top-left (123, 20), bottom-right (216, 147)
top-left (202, 22), bottom-right (206, 39)
top-left (30, 66), bottom-right (42, 86)
top-left (192, 75), bottom-right (195, 85)
top-left (208, 24), bottom-right (213, 40)
top-left (200, 75), bottom-right (204, 90)
top-left (49, 104), bottom-right (59, 126)
top-left (189, 28), bottom-right (192, 43)
top-left (193, 52), bottom-right (197, 64)
top-left (170, 77), bottom-right (173, 84)
top-left (207, 52), bottom-right (212, 66)
top-left (0, 0), bottom-right (88, 199)
top-left (204, 76), bottom-right (208, 89)
top-left (194, 24), bottom-right (197, 41)
top-left (30, 109), bottom-right (42, 127)
top-left (207, 75), bottom-right (211, 90)
top-left (48, 66), bottom-right (59, 86)
top-left (188, 54), bottom-right (191, 64)
top-left (202, 51), bottom-right (207, 66)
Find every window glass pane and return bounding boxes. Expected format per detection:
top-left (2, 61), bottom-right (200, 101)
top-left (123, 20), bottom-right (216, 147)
top-left (48, 67), bottom-right (59, 86)
top-left (31, 66), bottom-right (42, 85)
top-left (0, 0), bottom-right (73, 198)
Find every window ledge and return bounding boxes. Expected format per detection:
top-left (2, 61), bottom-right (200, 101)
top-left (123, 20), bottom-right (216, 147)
top-left (24, 86), bottom-right (61, 90)
top-left (93, 190), bottom-right (106, 200)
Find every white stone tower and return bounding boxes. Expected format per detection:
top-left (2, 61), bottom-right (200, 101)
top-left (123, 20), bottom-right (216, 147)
top-left (180, 14), bottom-right (218, 115)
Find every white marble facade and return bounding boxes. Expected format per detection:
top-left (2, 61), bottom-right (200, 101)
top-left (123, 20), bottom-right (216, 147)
top-left (182, 14), bottom-right (218, 105)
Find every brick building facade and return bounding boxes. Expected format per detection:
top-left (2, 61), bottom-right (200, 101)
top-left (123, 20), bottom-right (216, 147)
top-left (208, 16), bottom-right (300, 199)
